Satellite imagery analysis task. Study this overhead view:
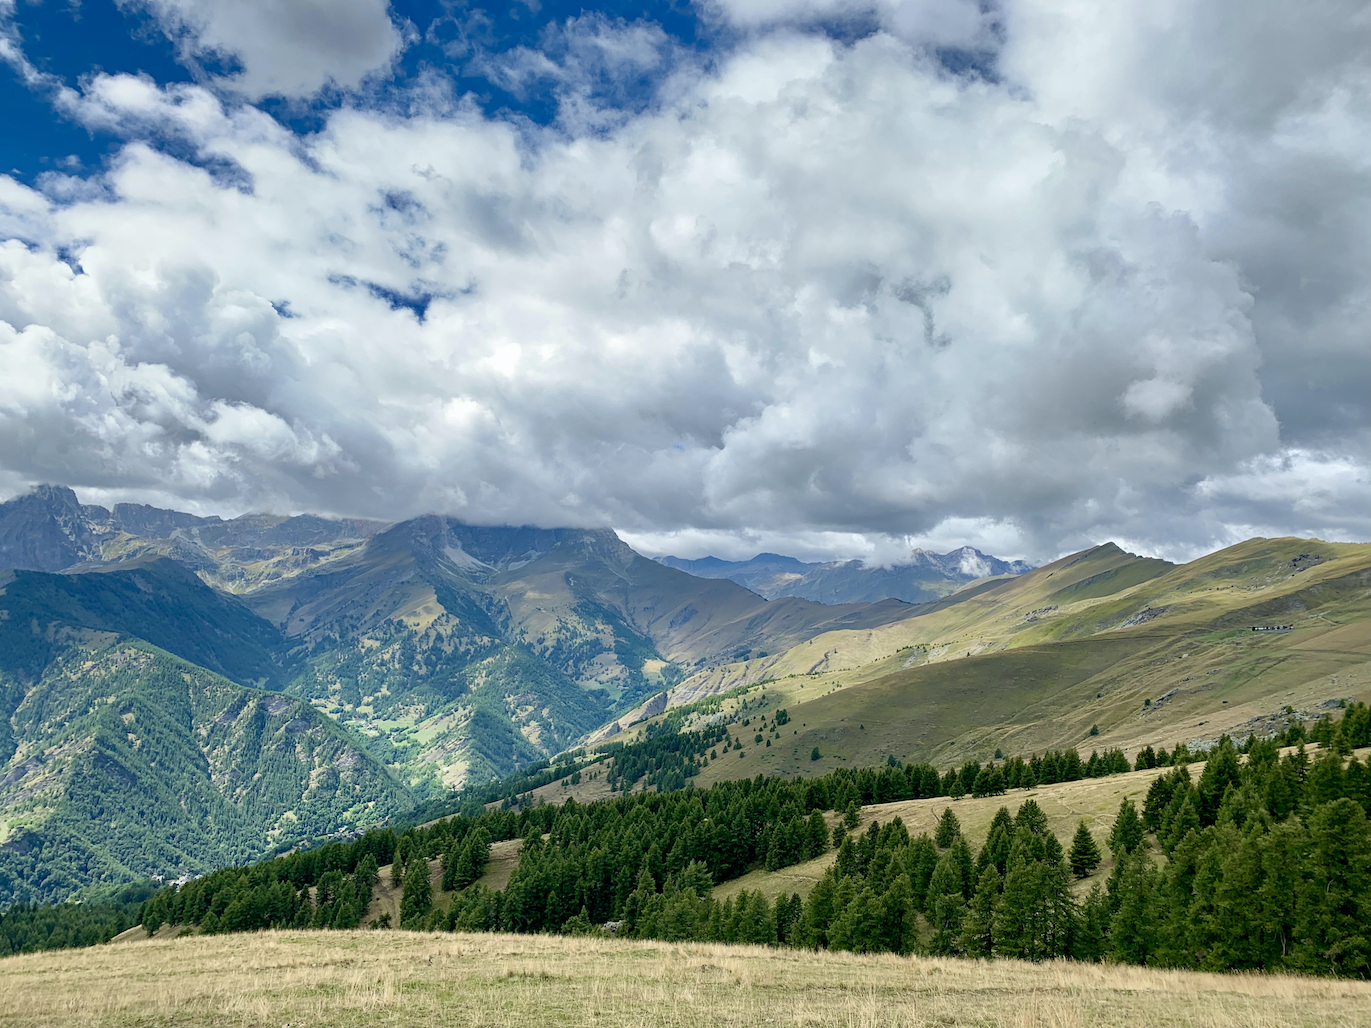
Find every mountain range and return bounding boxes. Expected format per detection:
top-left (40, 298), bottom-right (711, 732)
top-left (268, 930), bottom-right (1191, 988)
top-left (0, 486), bottom-right (929, 901)
top-left (656, 547), bottom-right (1033, 604)
top-left (7, 483), bottom-right (1365, 910)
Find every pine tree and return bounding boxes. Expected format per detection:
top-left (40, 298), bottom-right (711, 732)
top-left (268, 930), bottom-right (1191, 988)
top-left (1162, 793), bottom-right (1200, 855)
top-left (961, 865), bottom-right (1000, 957)
top-left (400, 856), bottom-right (433, 927)
top-left (1069, 821), bottom-right (1102, 878)
top-left (1293, 798), bottom-right (1371, 977)
top-left (935, 808), bottom-right (961, 848)
top-left (805, 811), bottom-right (829, 859)
top-left (1109, 853), bottom-right (1159, 964)
top-left (1014, 799), bottom-right (1048, 836)
top-left (1072, 884), bottom-right (1109, 962)
top-left (1196, 741), bottom-right (1242, 826)
top-left (1109, 799), bottom-right (1145, 855)
top-left (843, 802), bottom-right (861, 830)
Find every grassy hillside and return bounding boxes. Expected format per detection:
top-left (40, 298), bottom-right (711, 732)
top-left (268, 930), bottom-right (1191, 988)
top-left (16, 930), bottom-right (1370, 1028)
top-left (614, 537), bottom-right (1371, 778)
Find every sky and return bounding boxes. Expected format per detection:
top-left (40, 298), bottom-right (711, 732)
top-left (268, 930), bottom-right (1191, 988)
top-left (0, 0), bottom-right (1368, 566)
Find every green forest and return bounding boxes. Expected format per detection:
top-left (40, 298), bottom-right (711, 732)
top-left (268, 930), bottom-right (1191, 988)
top-left (6, 703), bottom-right (1369, 976)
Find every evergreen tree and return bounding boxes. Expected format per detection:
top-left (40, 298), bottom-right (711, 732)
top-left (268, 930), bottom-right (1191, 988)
top-left (1069, 821), bottom-right (1102, 878)
top-left (1072, 884), bottom-right (1109, 962)
top-left (1293, 798), bottom-right (1371, 976)
top-left (1109, 799), bottom-right (1145, 855)
top-left (1109, 853), bottom-right (1160, 964)
top-left (935, 808), bottom-right (961, 848)
top-left (961, 866), bottom-right (1000, 957)
top-left (1196, 741), bottom-right (1242, 826)
top-left (400, 857), bottom-right (433, 927)
top-left (949, 835), bottom-right (976, 899)
top-left (1162, 793), bottom-right (1200, 855)
top-left (1014, 799), bottom-right (1048, 836)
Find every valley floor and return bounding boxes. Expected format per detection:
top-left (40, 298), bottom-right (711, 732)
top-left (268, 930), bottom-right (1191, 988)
top-left (3, 931), bottom-right (1369, 1028)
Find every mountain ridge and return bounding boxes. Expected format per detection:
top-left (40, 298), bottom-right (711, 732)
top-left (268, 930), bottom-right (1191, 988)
top-left (657, 545), bottom-right (1033, 604)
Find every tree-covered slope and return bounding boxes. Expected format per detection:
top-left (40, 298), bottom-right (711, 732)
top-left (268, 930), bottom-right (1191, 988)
top-left (239, 516), bottom-right (925, 791)
top-left (0, 559), bottom-right (293, 690)
top-left (0, 638), bottom-right (411, 905)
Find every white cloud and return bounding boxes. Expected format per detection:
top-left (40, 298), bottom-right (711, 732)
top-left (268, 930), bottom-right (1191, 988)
top-left (0, 1), bottom-right (1369, 563)
top-left (704, 0), bottom-right (996, 52)
top-left (124, 0), bottom-right (404, 100)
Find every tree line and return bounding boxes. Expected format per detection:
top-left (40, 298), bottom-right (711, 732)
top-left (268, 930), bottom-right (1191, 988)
top-left (17, 701), bottom-right (1371, 976)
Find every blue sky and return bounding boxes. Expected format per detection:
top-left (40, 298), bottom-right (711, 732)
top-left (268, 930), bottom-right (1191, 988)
top-left (3, 1), bottom-right (707, 181)
top-left (0, 0), bottom-right (1368, 564)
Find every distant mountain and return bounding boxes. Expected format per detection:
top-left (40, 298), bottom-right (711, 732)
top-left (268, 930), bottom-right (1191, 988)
top-left (657, 552), bottom-right (814, 597)
top-left (241, 514), bottom-right (920, 788)
top-left (657, 546), bottom-right (1034, 604)
top-left (0, 484), bottom-right (388, 591)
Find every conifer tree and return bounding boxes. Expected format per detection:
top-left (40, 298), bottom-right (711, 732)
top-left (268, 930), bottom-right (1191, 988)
top-left (1293, 798), bottom-right (1371, 977)
top-left (1162, 792), bottom-right (1200, 855)
top-left (1014, 799), bottom-right (1048, 836)
top-left (843, 802), bottom-right (861, 830)
top-left (1197, 741), bottom-right (1242, 826)
top-left (949, 835), bottom-right (976, 899)
top-left (961, 866), bottom-right (1000, 956)
top-left (935, 808), bottom-right (961, 848)
top-left (1072, 884), bottom-right (1109, 962)
top-left (1109, 799), bottom-right (1145, 855)
top-left (805, 811), bottom-right (829, 859)
top-left (400, 856), bottom-right (433, 926)
top-left (1108, 853), bottom-right (1159, 964)
top-left (927, 852), bottom-right (967, 955)
top-left (1069, 821), bottom-right (1102, 878)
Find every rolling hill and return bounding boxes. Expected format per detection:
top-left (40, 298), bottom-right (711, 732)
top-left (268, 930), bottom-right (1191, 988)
top-left (610, 537), bottom-right (1371, 780)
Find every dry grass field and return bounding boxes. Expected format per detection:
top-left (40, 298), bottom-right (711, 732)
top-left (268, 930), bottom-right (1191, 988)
top-left (5, 930), bottom-right (1370, 1028)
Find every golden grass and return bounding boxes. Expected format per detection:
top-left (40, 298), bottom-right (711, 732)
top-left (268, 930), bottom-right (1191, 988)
top-left (5, 930), bottom-right (1369, 1028)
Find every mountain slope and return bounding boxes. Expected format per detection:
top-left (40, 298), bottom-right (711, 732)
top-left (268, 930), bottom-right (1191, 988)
top-left (617, 538), bottom-right (1371, 777)
top-left (242, 516), bottom-right (923, 789)
top-left (0, 559), bottom-right (292, 691)
top-left (0, 626), bottom-right (411, 905)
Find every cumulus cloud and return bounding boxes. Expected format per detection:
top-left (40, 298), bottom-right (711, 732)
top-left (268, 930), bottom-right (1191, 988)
top-left (704, 0), bottom-right (997, 53)
top-left (123, 0), bottom-right (403, 99)
top-left (0, 0), bottom-right (1368, 563)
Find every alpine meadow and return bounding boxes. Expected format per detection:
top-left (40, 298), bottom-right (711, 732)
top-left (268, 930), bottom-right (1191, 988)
top-left (2, 0), bottom-right (1371, 1024)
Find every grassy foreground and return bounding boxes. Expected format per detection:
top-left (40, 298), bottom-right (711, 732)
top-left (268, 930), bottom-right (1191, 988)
top-left (5, 931), bottom-right (1371, 1028)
